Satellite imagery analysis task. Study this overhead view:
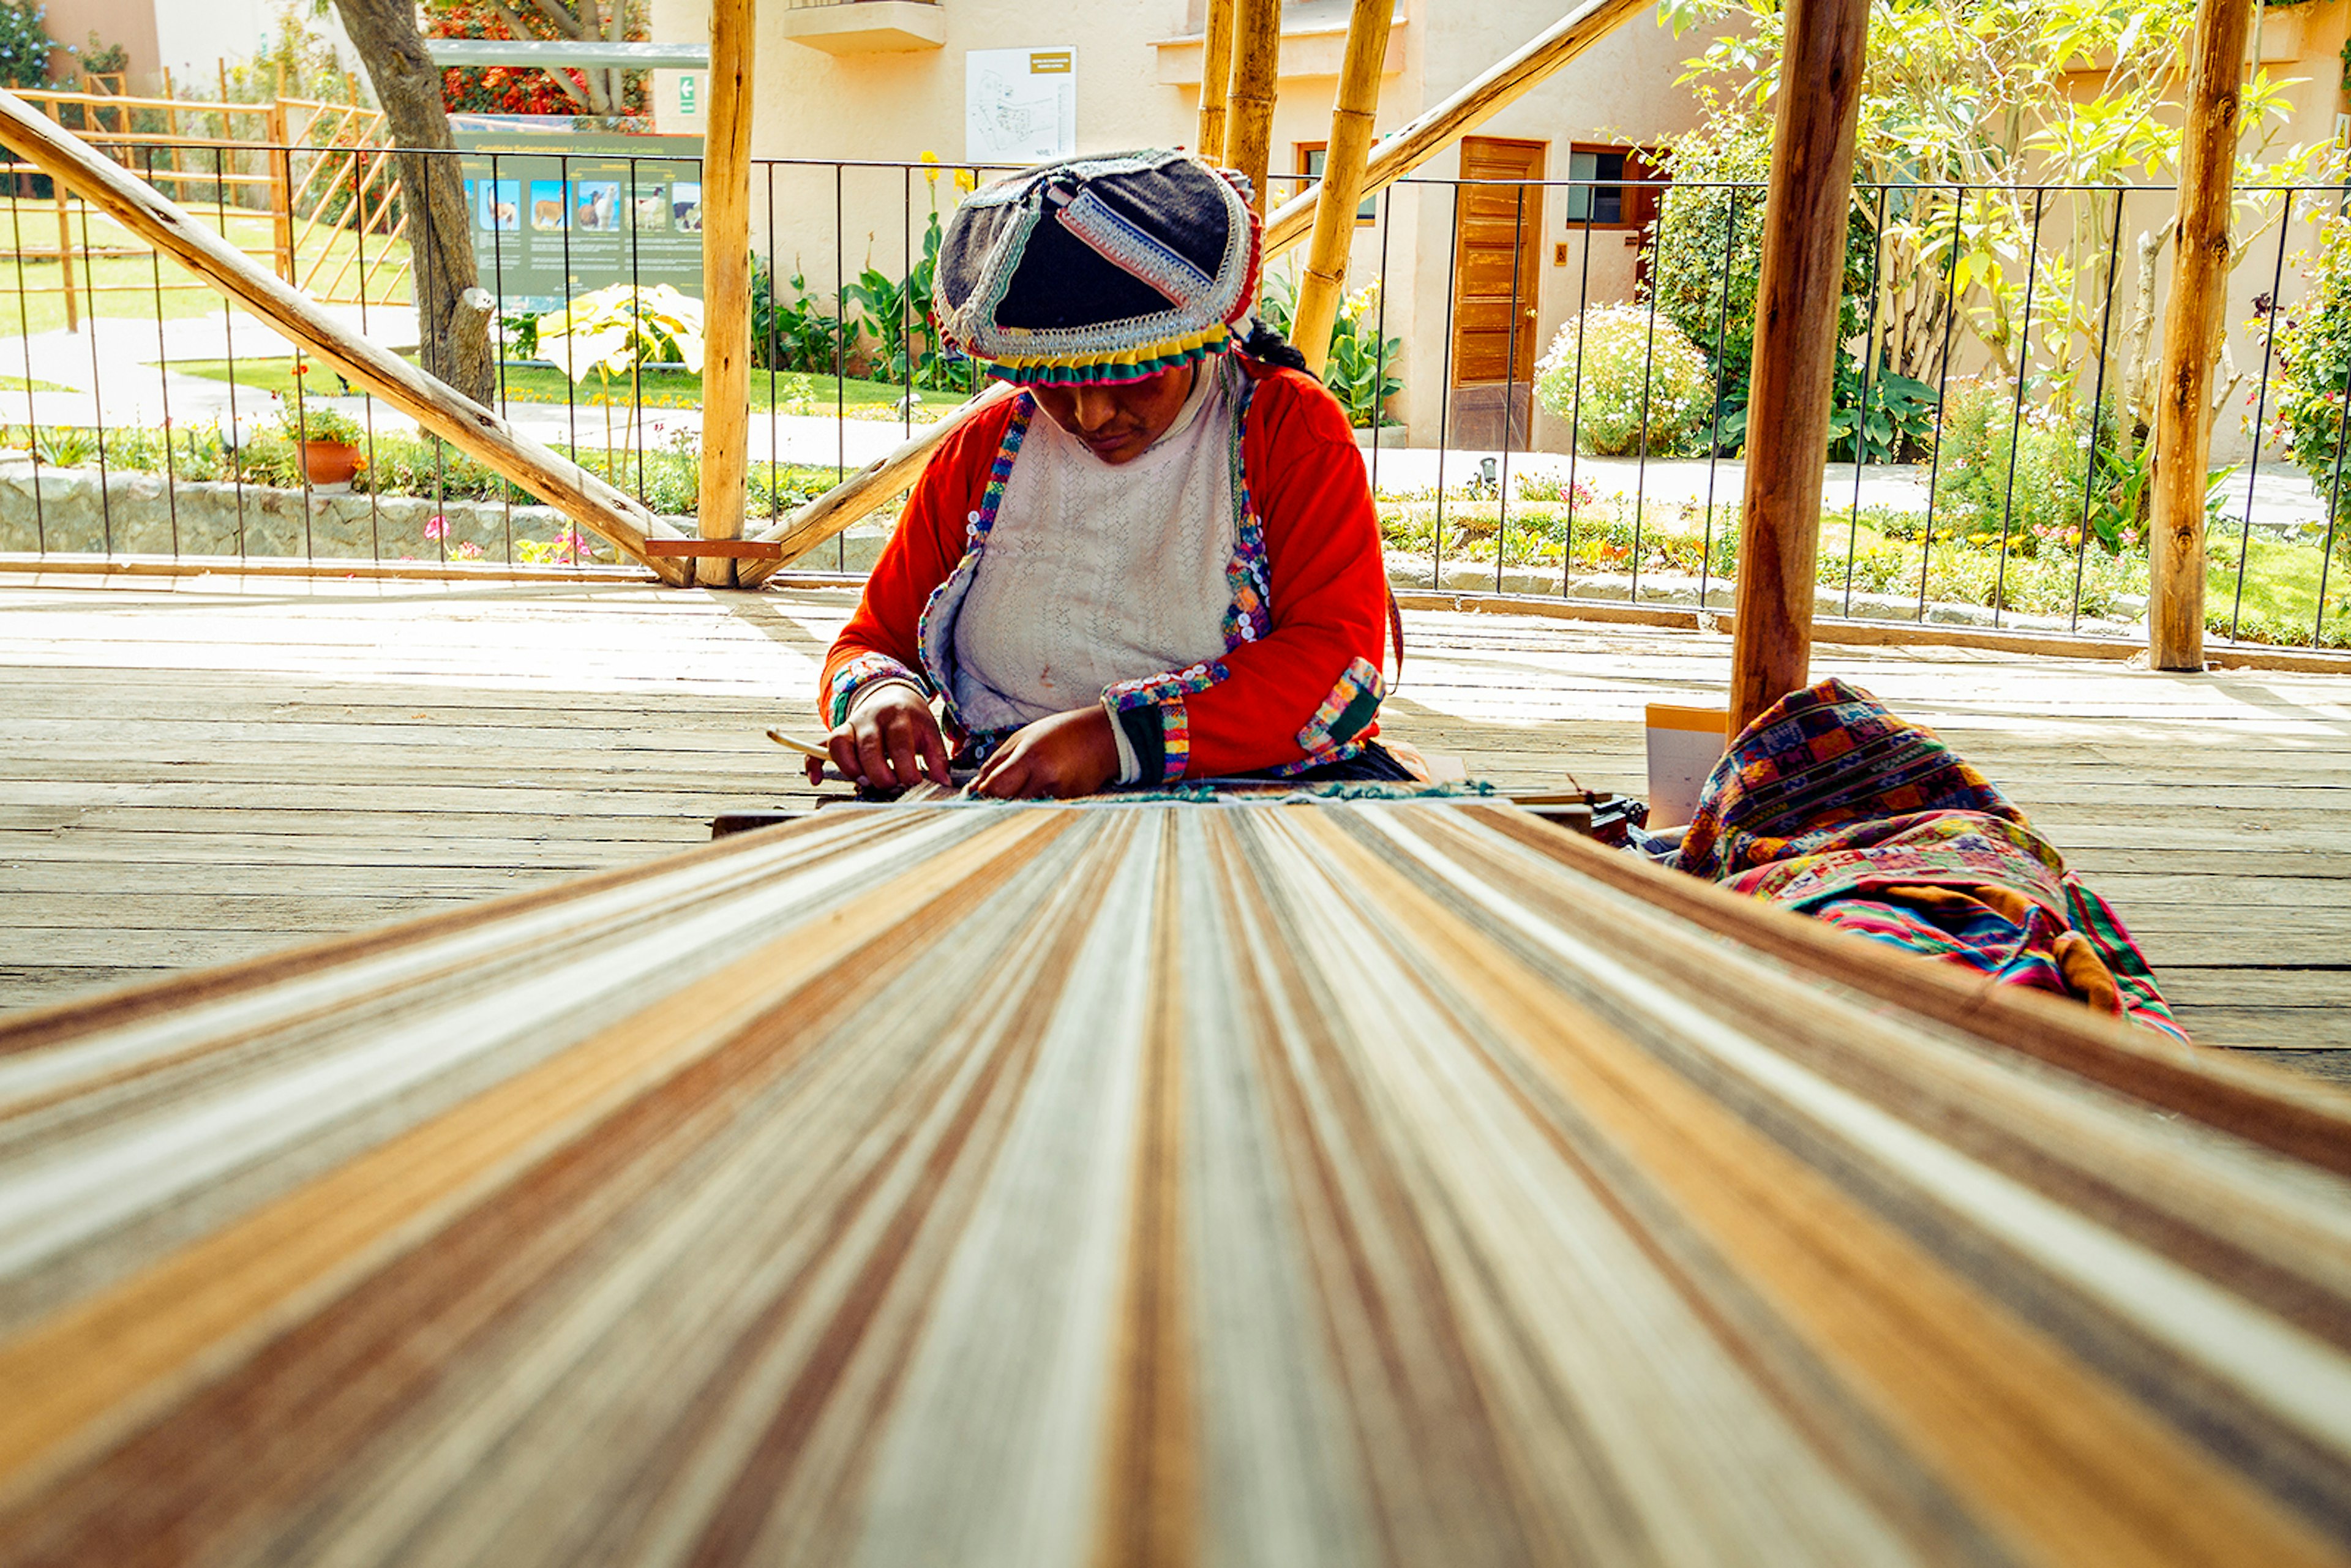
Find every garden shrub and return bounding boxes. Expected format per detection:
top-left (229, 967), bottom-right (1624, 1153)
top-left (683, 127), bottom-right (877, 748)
top-left (1930, 377), bottom-right (2148, 555)
top-left (0, 1), bottom-right (53, 89)
top-left (1256, 271), bottom-right (1404, 428)
top-left (1533, 307), bottom-right (1714, 457)
top-left (2264, 212), bottom-right (2351, 560)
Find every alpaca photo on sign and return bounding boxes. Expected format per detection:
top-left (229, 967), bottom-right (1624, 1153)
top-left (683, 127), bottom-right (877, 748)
top-left (671, 182), bottom-right (702, 232)
top-left (574, 182), bottom-right (620, 233)
top-left (631, 190), bottom-right (667, 231)
top-left (477, 179), bottom-right (519, 231)
top-left (531, 181), bottom-right (566, 231)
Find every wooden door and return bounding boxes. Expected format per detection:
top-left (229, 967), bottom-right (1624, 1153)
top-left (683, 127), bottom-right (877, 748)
top-left (1449, 137), bottom-right (1546, 389)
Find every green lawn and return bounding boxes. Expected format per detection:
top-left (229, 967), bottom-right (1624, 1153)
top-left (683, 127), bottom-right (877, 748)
top-left (169, 356), bottom-right (966, 421)
top-left (0, 206), bottom-right (410, 337)
top-left (0, 373), bottom-right (72, 393)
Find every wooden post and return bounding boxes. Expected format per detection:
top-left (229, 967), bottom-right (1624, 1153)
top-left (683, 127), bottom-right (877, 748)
top-left (0, 90), bottom-right (694, 582)
top-left (737, 0), bottom-right (1648, 587)
top-left (1725, 0), bottom-right (1870, 737)
top-left (53, 181), bottom-right (77, 333)
top-left (1196, 0), bottom-right (1235, 162)
top-left (2150, 0), bottom-right (2254, 671)
top-left (693, 0), bottom-right (756, 589)
top-left (1224, 0), bottom-right (1281, 211)
top-left (265, 97), bottom-right (295, 283)
top-left (1289, 0), bottom-right (1392, 377)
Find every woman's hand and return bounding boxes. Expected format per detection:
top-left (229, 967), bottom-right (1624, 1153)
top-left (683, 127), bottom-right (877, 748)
top-left (809, 683), bottom-right (951, 789)
top-left (972, 706), bottom-right (1120, 800)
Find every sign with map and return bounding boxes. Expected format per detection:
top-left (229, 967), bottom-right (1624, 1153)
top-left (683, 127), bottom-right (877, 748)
top-left (965, 48), bottom-right (1076, 167)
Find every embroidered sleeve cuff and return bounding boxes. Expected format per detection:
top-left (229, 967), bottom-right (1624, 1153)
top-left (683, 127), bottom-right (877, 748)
top-left (1103, 659), bottom-right (1229, 785)
top-left (824, 652), bottom-right (926, 727)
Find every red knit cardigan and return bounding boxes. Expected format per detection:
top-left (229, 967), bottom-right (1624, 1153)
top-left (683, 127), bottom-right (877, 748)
top-left (816, 359), bottom-right (1390, 782)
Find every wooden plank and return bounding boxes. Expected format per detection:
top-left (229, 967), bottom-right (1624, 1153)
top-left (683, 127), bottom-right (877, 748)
top-left (2148, 0), bottom-right (2255, 670)
top-left (1727, 0), bottom-right (1870, 733)
top-left (0, 91), bottom-right (692, 586)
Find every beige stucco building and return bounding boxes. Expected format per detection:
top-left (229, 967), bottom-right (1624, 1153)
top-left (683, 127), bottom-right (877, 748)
top-left (640, 0), bottom-right (2351, 461)
top-left (643, 0), bottom-right (1728, 448)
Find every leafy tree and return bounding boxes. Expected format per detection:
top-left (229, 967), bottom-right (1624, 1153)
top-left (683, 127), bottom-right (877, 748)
top-left (330, 0), bottom-right (494, 404)
top-left (1657, 0), bottom-right (2333, 456)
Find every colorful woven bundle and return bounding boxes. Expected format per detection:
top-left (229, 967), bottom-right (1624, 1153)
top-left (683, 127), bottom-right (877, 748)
top-left (0, 801), bottom-right (2347, 1566)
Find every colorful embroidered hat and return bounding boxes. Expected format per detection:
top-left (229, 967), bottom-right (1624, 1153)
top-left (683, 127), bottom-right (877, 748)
top-left (932, 149), bottom-right (1261, 386)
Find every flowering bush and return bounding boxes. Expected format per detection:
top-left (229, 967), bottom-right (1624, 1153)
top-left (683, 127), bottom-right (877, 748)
top-left (1254, 272), bottom-right (1404, 427)
top-left (2265, 214), bottom-right (2351, 557)
top-left (1932, 378), bottom-right (2148, 554)
top-left (1532, 307), bottom-right (1714, 457)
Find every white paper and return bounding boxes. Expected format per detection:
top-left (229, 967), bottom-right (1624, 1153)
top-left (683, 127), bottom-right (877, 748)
top-left (966, 48), bottom-right (1078, 167)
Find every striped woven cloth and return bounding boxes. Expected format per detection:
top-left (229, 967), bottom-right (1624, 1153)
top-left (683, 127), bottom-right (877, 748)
top-left (1676, 678), bottom-right (2187, 1041)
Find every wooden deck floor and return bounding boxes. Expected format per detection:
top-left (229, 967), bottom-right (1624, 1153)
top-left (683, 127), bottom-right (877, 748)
top-left (2, 575), bottom-right (2346, 1075)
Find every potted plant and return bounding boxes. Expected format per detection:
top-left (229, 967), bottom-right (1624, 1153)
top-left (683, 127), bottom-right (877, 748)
top-left (277, 399), bottom-right (367, 487)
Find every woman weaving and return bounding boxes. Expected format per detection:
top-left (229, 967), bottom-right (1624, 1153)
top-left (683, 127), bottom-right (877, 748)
top-left (810, 150), bottom-right (1403, 799)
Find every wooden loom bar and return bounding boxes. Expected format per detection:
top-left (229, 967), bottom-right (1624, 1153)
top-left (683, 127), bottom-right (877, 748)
top-left (1289, 0), bottom-right (1393, 378)
top-left (735, 0), bottom-right (1646, 588)
top-left (1195, 0), bottom-right (1235, 167)
top-left (0, 799), bottom-right (2347, 1562)
top-left (1725, 0), bottom-right (1870, 737)
top-left (2150, 0), bottom-right (2255, 671)
top-left (694, 0), bottom-right (757, 590)
top-left (0, 90), bottom-right (693, 585)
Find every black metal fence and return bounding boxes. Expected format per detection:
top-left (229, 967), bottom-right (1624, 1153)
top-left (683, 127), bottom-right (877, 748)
top-left (0, 143), bottom-right (2345, 651)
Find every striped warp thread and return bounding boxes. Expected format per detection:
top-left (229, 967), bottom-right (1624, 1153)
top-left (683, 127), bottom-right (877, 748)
top-left (0, 801), bottom-right (2347, 1567)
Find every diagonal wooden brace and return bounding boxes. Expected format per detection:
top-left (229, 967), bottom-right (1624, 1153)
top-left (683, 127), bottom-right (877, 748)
top-left (0, 91), bottom-right (697, 586)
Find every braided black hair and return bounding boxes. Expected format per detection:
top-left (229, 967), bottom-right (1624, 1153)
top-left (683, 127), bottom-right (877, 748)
top-left (1239, 317), bottom-right (1313, 377)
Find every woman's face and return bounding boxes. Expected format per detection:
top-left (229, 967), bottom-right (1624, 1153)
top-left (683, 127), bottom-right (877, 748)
top-left (1029, 364), bottom-right (1198, 465)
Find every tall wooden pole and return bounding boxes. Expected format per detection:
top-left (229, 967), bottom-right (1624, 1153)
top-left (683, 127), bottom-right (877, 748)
top-left (1196, 0), bottom-right (1235, 165)
top-left (2150, 0), bottom-right (2254, 670)
top-left (1224, 0), bottom-right (1281, 213)
top-left (694, 0), bottom-right (756, 588)
top-left (1289, 0), bottom-right (1392, 377)
top-left (1725, 0), bottom-right (1869, 737)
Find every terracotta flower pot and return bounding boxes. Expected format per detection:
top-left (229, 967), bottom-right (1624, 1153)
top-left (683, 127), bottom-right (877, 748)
top-left (298, 438), bottom-right (362, 487)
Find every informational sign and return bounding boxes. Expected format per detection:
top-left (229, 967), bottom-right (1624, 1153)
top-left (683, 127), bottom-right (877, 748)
top-left (965, 48), bottom-right (1076, 165)
top-left (457, 132), bottom-right (704, 315)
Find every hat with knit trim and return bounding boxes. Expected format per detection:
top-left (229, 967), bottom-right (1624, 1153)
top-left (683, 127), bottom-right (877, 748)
top-left (932, 149), bottom-right (1261, 386)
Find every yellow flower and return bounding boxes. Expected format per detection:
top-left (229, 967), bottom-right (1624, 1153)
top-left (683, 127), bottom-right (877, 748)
top-left (920, 149), bottom-right (941, 188)
top-left (954, 167), bottom-right (978, 194)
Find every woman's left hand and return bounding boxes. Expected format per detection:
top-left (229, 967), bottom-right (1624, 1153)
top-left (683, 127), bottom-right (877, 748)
top-left (972, 706), bottom-right (1121, 800)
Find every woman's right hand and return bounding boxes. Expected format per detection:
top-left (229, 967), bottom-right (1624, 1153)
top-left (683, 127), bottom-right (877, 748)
top-left (809, 683), bottom-right (952, 789)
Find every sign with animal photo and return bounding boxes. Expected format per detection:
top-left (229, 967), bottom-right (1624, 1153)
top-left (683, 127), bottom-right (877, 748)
top-left (456, 132), bottom-right (705, 315)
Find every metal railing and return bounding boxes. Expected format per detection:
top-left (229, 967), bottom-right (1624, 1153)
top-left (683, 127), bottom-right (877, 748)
top-left (0, 141), bottom-right (2344, 651)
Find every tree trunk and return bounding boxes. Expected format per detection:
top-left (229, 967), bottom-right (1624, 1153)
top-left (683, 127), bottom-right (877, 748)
top-left (332, 0), bottom-right (495, 407)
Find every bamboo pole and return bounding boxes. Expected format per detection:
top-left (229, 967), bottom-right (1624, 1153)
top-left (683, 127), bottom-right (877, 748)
top-left (737, 0), bottom-right (1646, 588)
top-left (1725, 0), bottom-right (1870, 737)
top-left (2149, 0), bottom-right (2254, 671)
top-left (0, 91), bottom-right (693, 583)
top-left (1196, 0), bottom-right (1235, 162)
top-left (1289, 0), bottom-right (1393, 378)
top-left (1223, 0), bottom-right (1281, 211)
top-left (694, 0), bottom-right (757, 589)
